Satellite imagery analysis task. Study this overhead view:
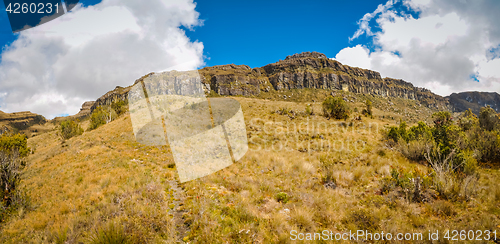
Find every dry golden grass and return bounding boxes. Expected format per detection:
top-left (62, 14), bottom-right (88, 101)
top-left (0, 95), bottom-right (498, 243)
top-left (1, 115), bottom-right (179, 243)
top-left (181, 97), bottom-right (500, 243)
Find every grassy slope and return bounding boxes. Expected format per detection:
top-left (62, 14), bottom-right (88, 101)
top-left (1, 115), bottom-right (179, 243)
top-left (1, 95), bottom-right (499, 243)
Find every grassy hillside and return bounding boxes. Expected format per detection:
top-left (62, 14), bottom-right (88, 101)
top-left (1, 95), bottom-right (499, 243)
top-left (1, 115), bottom-right (181, 243)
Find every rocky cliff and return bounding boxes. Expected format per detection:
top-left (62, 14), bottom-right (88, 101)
top-left (198, 51), bottom-right (449, 110)
top-left (89, 72), bottom-right (155, 112)
top-left (83, 51), bottom-right (495, 115)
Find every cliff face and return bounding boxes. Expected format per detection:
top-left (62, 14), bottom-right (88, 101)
top-left (89, 73), bottom-right (155, 112)
top-left (198, 52), bottom-right (449, 110)
top-left (90, 86), bottom-right (130, 111)
top-left (199, 64), bottom-right (262, 96)
top-left (447, 92), bottom-right (500, 114)
top-left (85, 51), bottom-right (491, 115)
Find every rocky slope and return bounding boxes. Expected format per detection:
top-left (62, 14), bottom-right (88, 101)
top-left (447, 91), bottom-right (500, 114)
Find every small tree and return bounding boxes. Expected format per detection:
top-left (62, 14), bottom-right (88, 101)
top-left (0, 150), bottom-right (22, 207)
top-left (111, 100), bottom-right (128, 116)
top-left (479, 106), bottom-right (499, 131)
top-left (0, 133), bottom-right (29, 210)
top-left (0, 133), bottom-right (29, 157)
top-left (60, 120), bottom-right (84, 140)
top-left (305, 104), bottom-right (313, 116)
top-left (322, 96), bottom-right (350, 120)
top-left (88, 106), bottom-right (111, 131)
top-left (458, 109), bottom-right (478, 131)
top-left (432, 111), bottom-right (453, 128)
top-left (362, 99), bottom-right (373, 117)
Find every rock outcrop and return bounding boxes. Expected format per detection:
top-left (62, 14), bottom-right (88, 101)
top-left (75, 101), bottom-right (95, 119)
top-left (199, 64), bottom-right (262, 96)
top-left (53, 101), bottom-right (96, 123)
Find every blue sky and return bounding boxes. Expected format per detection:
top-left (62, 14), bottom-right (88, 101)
top-left (0, 0), bottom-right (499, 118)
top-left (0, 0), bottom-right (388, 67)
top-left (182, 0), bottom-right (387, 68)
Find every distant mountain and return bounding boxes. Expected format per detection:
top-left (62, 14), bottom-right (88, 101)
top-left (447, 91), bottom-right (500, 115)
top-left (0, 110), bottom-right (46, 134)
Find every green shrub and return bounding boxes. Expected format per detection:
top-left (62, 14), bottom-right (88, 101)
top-left (0, 133), bottom-right (30, 220)
top-left (362, 99), bottom-right (372, 117)
top-left (408, 121), bottom-right (433, 141)
top-left (467, 128), bottom-right (500, 163)
top-left (276, 192), bottom-right (289, 203)
top-left (305, 104), bottom-right (313, 115)
top-left (0, 150), bottom-right (22, 207)
top-left (88, 106), bottom-right (116, 131)
top-left (322, 96), bottom-right (350, 120)
top-left (459, 150), bottom-right (478, 176)
top-left (381, 166), bottom-right (432, 202)
top-left (387, 120), bottom-right (411, 143)
top-left (0, 133), bottom-right (29, 157)
top-left (111, 100), bottom-right (128, 115)
top-left (0, 149), bottom-right (30, 224)
top-left (60, 120), bottom-right (83, 140)
top-left (479, 105), bottom-right (499, 131)
top-left (424, 149), bottom-right (479, 201)
top-left (432, 111), bottom-right (453, 128)
top-left (458, 109), bottom-right (478, 131)
top-left (430, 112), bottom-right (460, 155)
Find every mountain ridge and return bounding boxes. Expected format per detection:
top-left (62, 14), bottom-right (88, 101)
top-left (1, 52), bottom-right (498, 124)
top-left (447, 91), bottom-right (500, 114)
top-left (60, 51), bottom-right (500, 117)
top-left (0, 110), bottom-right (46, 134)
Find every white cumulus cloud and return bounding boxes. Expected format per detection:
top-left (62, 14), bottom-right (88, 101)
top-left (335, 0), bottom-right (500, 96)
top-left (0, 0), bottom-right (204, 119)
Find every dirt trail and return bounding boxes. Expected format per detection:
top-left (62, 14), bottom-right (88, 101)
top-left (167, 179), bottom-right (190, 243)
